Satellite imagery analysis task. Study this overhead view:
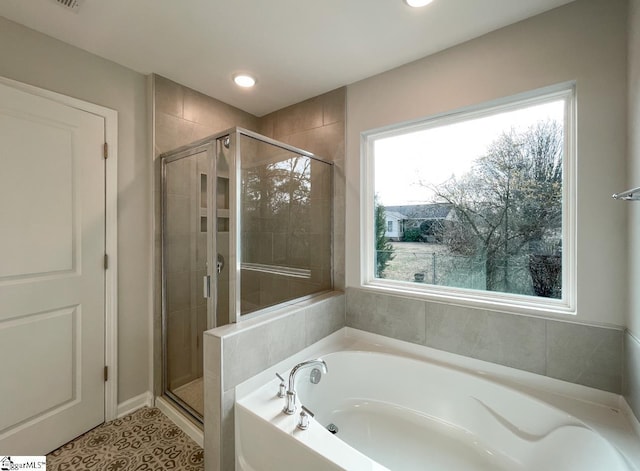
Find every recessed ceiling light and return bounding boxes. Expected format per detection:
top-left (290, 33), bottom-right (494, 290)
top-left (233, 74), bottom-right (256, 88)
top-left (404, 0), bottom-right (433, 7)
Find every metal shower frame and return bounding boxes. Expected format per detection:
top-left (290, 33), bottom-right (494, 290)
top-left (160, 127), bottom-right (334, 422)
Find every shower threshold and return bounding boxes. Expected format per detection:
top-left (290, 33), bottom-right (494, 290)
top-left (173, 377), bottom-right (204, 418)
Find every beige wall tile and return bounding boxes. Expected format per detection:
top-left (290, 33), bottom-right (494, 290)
top-left (203, 333), bottom-right (222, 471)
top-left (346, 288), bottom-right (427, 345)
top-left (304, 294), bottom-right (345, 345)
top-left (183, 87), bottom-right (259, 132)
top-left (322, 87), bottom-right (347, 126)
top-left (547, 321), bottom-right (622, 393)
top-left (426, 302), bottom-right (546, 375)
top-left (154, 75), bottom-right (184, 118)
top-left (625, 332), bottom-right (640, 421)
top-left (279, 122), bottom-right (345, 163)
top-left (155, 111), bottom-right (197, 155)
top-left (257, 112), bottom-right (275, 137)
top-left (273, 96), bottom-right (324, 138)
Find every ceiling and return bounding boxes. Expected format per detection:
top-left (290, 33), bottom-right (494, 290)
top-left (0, 0), bottom-right (575, 116)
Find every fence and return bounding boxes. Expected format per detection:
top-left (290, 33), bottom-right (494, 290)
top-left (377, 249), bottom-right (561, 298)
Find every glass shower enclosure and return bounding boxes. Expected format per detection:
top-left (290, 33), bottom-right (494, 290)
top-left (161, 128), bottom-right (333, 421)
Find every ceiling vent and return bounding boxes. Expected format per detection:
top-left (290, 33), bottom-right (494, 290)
top-left (51, 0), bottom-right (85, 13)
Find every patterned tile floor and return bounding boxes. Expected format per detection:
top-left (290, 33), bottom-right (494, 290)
top-left (47, 407), bottom-right (204, 471)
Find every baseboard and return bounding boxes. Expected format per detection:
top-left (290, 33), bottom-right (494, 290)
top-left (620, 396), bottom-right (640, 438)
top-left (155, 396), bottom-right (204, 447)
top-left (116, 391), bottom-right (154, 418)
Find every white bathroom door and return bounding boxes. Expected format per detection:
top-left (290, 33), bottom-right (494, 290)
top-left (0, 81), bottom-right (106, 454)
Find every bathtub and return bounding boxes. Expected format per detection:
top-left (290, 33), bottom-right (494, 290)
top-left (235, 328), bottom-right (640, 471)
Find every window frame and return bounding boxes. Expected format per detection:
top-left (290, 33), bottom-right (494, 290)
top-left (361, 84), bottom-right (577, 316)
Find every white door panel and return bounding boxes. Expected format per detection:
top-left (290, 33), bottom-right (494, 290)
top-left (0, 81), bottom-right (105, 454)
top-left (0, 307), bottom-right (77, 432)
top-left (0, 110), bottom-right (74, 278)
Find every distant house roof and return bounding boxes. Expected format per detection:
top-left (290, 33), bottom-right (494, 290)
top-left (385, 203), bottom-right (453, 220)
top-left (385, 211), bottom-right (406, 220)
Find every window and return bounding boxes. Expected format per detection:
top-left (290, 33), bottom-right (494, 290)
top-left (364, 86), bottom-right (575, 313)
top-left (387, 220), bottom-right (393, 232)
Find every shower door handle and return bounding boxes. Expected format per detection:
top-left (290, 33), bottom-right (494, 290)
top-left (203, 275), bottom-right (211, 298)
top-left (217, 253), bottom-right (224, 274)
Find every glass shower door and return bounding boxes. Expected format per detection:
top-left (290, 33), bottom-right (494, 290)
top-left (162, 141), bottom-right (215, 420)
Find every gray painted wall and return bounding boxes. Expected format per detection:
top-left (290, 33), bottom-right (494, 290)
top-left (627, 0), bottom-right (640, 420)
top-left (346, 0), bottom-right (629, 328)
top-left (0, 16), bottom-right (150, 403)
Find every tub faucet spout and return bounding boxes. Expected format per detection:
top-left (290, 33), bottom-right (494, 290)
top-left (283, 359), bottom-right (327, 415)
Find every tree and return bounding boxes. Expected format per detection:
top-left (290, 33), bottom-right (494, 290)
top-left (241, 156), bottom-right (312, 265)
top-left (432, 120), bottom-right (563, 297)
top-left (375, 197), bottom-right (395, 278)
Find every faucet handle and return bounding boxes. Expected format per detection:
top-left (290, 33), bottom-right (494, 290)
top-left (297, 405), bottom-right (314, 430)
top-left (275, 372), bottom-right (286, 398)
top-left (283, 389), bottom-right (297, 415)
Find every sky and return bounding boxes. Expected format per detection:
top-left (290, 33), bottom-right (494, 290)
top-left (374, 99), bottom-right (565, 206)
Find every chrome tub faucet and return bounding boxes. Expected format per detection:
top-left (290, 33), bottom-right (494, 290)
top-left (282, 358), bottom-right (328, 415)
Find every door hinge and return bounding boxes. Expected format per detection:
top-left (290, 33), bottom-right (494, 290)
top-left (104, 254), bottom-right (109, 270)
top-left (103, 142), bottom-right (109, 160)
top-left (104, 366), bottom-right (108, 382)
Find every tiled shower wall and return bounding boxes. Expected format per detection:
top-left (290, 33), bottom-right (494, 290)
top-left (257, 88), bottom-right (347, 291)
top-left (250, 90), bottom-right (346, 313)
top-left (149, 84), bottom-right (348, 471)
top-left (238, 137), bottom-right (334, 313)
top-left (153, 75), bottom-right (259, 396)
top-left (153, 75), bottom-right (347, 400)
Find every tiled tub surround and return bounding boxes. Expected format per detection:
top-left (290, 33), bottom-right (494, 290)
top-left (202, 288), bottom-right (639, 471)
top-left (626, 331), bottom-right (640, 423)
top-left (346, 288), bottom-right (624, 394)
top-left (203, 291), bottom-right (345, 471)
top-left (235, 328), bottom-right (640, 471)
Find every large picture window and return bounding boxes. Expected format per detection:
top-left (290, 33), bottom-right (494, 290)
top-left (364, 86), bottom-right (575, 312)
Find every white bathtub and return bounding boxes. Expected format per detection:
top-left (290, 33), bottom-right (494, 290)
top-left (235, 328), bottom-right (640, 471)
